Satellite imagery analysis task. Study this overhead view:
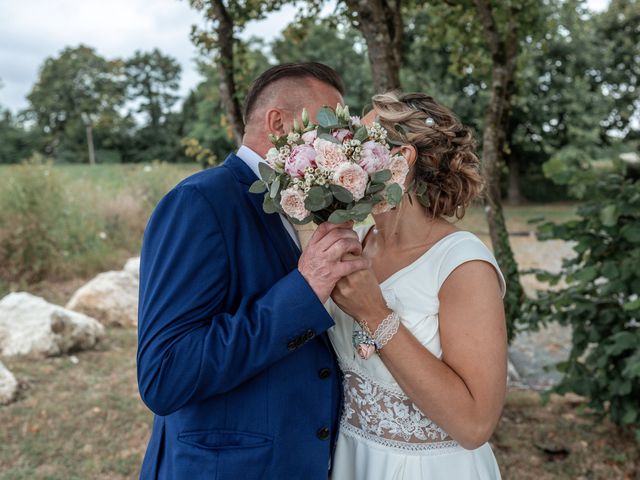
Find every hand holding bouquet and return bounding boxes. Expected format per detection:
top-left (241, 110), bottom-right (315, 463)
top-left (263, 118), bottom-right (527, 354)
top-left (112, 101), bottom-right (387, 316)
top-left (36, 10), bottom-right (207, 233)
top-left (250, 104), bottom-right (409, 225)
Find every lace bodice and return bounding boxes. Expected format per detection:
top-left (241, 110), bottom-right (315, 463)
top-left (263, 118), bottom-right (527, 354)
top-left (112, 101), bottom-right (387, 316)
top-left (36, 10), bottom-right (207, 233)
top-left (327, 226), bottom-right (506, 455)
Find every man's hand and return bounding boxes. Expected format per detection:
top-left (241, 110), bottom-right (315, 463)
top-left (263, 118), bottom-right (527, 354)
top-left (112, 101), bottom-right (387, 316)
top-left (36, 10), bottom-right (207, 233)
top-left (298, 222), bottom-right (371, 303)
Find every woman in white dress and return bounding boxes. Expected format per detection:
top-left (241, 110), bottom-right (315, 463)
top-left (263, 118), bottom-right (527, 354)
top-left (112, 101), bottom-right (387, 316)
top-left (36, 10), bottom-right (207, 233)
top-left (327, 91), bottom-right (507, 480)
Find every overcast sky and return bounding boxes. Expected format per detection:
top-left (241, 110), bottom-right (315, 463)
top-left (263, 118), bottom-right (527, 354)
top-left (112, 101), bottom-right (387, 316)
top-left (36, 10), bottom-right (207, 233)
top-left (0, 0), bottom-right (611, 114)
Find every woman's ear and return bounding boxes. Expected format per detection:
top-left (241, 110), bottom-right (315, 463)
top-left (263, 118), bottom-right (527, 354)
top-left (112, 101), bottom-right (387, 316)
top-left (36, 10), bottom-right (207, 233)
top-left (266, 108), bottom-right (286, 136)
top-left (399, 144), bottom-right (418, 168)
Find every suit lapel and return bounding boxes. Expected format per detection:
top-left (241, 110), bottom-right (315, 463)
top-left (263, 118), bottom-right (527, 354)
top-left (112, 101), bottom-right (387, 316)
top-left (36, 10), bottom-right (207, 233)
top-left (223, 153), bottom-right (299, 272)
top-left (223, 153), bottom-right (334, 352)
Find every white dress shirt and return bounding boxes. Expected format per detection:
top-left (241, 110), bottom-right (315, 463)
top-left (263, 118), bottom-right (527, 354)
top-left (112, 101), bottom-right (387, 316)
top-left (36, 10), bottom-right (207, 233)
top-left (236, 145), bottom-right (301, 250)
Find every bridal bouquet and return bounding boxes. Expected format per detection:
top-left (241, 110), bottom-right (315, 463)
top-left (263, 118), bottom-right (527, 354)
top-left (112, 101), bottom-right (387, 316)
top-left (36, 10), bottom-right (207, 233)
top-left (250, 104), bottom-right (409, 225)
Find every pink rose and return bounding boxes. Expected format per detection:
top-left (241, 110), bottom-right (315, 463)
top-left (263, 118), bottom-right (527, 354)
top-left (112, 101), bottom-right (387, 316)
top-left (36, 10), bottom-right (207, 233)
top-left (301, 130), bottom-right (317, 144)
top-left (356, 343), bottom-right (375, 360)
top-left (313, 138), bottom-right (347, 170)
top-left (285, 144), bottom-right (317, 178)
top-left (332, 162), bottom-right (368, 201)
top-left (332, 128), bottom-right (353, 142)
top-left (388, 154), bottom-right (410, 190)
top-left (280, 187), bottom-right (310, 221)
top-left (359, 141), bottom-right (391, 174)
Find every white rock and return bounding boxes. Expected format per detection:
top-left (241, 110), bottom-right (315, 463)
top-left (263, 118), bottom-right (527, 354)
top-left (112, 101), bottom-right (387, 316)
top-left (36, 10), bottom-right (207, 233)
top-left (0, 360), bottom-right (18, 405)
top-left (66, 271), bottom-right (139, 327)
top-left (123, 257), bottom-right (140, 279)
top-left (0, 292), bottom-right (105, 357)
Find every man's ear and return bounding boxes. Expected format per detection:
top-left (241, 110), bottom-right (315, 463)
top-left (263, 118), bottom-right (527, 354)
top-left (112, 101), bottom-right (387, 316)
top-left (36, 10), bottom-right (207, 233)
top-left (266, 108), bottom-right (286, 136)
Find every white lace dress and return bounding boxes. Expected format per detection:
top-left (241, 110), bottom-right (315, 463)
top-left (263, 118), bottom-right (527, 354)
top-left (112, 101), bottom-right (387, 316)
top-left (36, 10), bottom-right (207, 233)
top-left (327, 226), bottom-right (506, 480)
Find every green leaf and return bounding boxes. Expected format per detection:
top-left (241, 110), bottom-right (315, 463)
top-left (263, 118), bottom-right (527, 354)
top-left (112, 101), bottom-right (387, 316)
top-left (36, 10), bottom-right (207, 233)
top-left (572, 265), bottom-right (598, 282)
top-left (366, 183), bottom-right (385, 195)
top-left (621, 224), bottom-right (640, 243)
top-left (269, 177), bottom-right (281, 199)
top-left (354, 126), bottom-right (368, 142)
top-left (623, 298), bottom-right (640, 311)
top-left (304, 186), bottom-right (332, 211)
top-left (330, 184), bottom-right (354, 203)
top-left (317, 107), bottom-right (338, 128)
top-left (263, 195), bottom-right (278, 214)
top-left (249, 180), bottom-right (267, 194)
top-left (600, 205), bottom-right (618, 227)
top-left (318, 133), bottom-right (341, 144)
top-left (621, 408), bottom-right (638, 425)
top-left (258, 162), bottom-right (276, 182)
top-left (371, 169), bottom-right (392, 183)
top-left (328, 209), bottom-right (353, 224)
top-left (387, 183), bottom-right (403, 205)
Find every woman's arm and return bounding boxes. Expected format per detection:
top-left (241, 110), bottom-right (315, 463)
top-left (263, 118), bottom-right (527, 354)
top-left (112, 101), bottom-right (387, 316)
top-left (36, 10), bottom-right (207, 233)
top-left (332, 260), bottom-right (507, 449)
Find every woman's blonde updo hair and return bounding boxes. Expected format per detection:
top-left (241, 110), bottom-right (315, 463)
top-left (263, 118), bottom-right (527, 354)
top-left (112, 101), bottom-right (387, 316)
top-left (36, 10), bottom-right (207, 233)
top-left (372, 91), bottom-right (483, 219)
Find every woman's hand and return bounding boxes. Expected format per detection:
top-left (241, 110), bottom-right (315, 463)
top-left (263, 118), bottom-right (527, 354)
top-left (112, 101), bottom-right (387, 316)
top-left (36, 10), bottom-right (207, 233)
top-left (331, 258), bottom-right (389, 327)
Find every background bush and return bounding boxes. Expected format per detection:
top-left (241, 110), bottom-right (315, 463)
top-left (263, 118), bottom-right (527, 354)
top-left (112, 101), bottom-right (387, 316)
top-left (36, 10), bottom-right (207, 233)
top-left (524, 155), bottom-right (640, 443)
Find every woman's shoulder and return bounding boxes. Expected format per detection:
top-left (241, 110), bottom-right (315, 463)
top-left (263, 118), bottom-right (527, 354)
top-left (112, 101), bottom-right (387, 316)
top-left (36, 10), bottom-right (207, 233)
top-left (433, 231), bottom-right (506, 297)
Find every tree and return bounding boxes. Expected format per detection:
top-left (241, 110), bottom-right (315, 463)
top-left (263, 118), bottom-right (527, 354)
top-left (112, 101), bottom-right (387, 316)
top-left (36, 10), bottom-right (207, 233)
top-left (183, 41), bottom-right (271, 163)
top-left (26, 45), bottom-right (126, 163)
top-left (125, 49), bottom-right (181, 130)
top-left (271, 17), bottom-right (373, 113)
top-left (339, 0), bottom-right (403, 93)
top-left (186, 0), bottom-right (288, 146)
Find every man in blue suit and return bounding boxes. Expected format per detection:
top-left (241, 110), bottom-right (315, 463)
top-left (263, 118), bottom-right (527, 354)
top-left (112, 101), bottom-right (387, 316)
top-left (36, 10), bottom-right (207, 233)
top-left (136, 63), bottom-right (369, 479)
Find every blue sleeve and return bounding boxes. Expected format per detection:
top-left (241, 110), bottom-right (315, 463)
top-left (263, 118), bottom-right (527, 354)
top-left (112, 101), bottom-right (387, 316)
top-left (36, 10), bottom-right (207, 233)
top-left (136, 185), bottom-right (334, 416)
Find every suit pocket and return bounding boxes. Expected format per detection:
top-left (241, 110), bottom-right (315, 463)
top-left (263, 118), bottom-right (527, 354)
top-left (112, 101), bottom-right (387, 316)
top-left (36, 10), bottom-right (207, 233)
top-left (178, 429), bottom-right (273, 479)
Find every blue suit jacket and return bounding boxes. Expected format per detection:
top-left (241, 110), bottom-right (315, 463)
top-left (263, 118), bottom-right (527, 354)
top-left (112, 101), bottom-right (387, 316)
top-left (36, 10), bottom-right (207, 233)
top-left (137, 153), bottom-right (342, 479)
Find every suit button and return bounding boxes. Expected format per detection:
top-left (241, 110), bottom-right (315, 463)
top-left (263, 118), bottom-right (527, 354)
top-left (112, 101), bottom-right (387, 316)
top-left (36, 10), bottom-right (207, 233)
top-left (305, 329), bottom-right (315, 340)
top-left (318, 368), bottom-right (331, 379)
top-left (317, 427), bottom-right (330, 440)
top-left (287, 340), bottom-right (296, 351)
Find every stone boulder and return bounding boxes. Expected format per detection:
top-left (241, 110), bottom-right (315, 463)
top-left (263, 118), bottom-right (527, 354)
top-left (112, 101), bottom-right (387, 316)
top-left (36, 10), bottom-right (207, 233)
top-left (0, 292), bottom-right (105, 357)
top-left (66, 270), bottom-right (139, 327)
top-left (124, 257), bottom-right (140, 279)
top-left (0, 360), bottom-right (18, 405)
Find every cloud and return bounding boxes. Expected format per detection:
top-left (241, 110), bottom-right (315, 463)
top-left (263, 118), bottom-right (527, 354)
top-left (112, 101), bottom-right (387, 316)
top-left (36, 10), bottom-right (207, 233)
top-left (0, 0), bottom-right (305, 114)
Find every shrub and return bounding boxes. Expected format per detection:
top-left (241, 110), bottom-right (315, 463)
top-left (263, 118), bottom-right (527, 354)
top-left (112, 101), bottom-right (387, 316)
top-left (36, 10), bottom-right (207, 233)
top-left (0, 157), bottom-right (108, 284)
top-left (524, 154), bottom-right (640, 442)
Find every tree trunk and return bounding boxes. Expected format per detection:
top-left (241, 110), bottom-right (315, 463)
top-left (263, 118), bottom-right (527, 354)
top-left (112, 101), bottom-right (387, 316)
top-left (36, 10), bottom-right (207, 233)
top-left (507, 154), bottom-right (523, 205)
top-left (475, 0), bottom-right (524, 342)
top-left (211, 0), bottom-right (244, 147)
top-left (344, 0), bottom-right (403, 93)
top-left (86, 124), bottom-right (96, 166)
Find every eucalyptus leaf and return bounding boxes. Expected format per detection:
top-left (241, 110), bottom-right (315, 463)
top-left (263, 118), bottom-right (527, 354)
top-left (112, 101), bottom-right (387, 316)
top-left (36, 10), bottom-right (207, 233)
top-left (317, 107), bottom-right (338, 128)
top-left (269, 177), bottom-right (281, 199)
top-left (249, 180), bottom-right (267, 194)
top-left (366, 183), bottom-right (385, 195)
top-left (328, 209), bottom-right (353, 224)
top-left (330, 184), bottom-right (354, 203)
top-left (318, 133), bottom-right (341, 144)
top-left (259, 162), bottom-right (276, 182)
top-left (371, 169), bottom-right (392, 183)
top-left (354, 126), bottom-right (369, 142)
top-left (263, 195), bottom-right (278, 214)
top-left (387, 183), bottom-right (403, 205)
top-left (304, 186), bottom-right (332, 211)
